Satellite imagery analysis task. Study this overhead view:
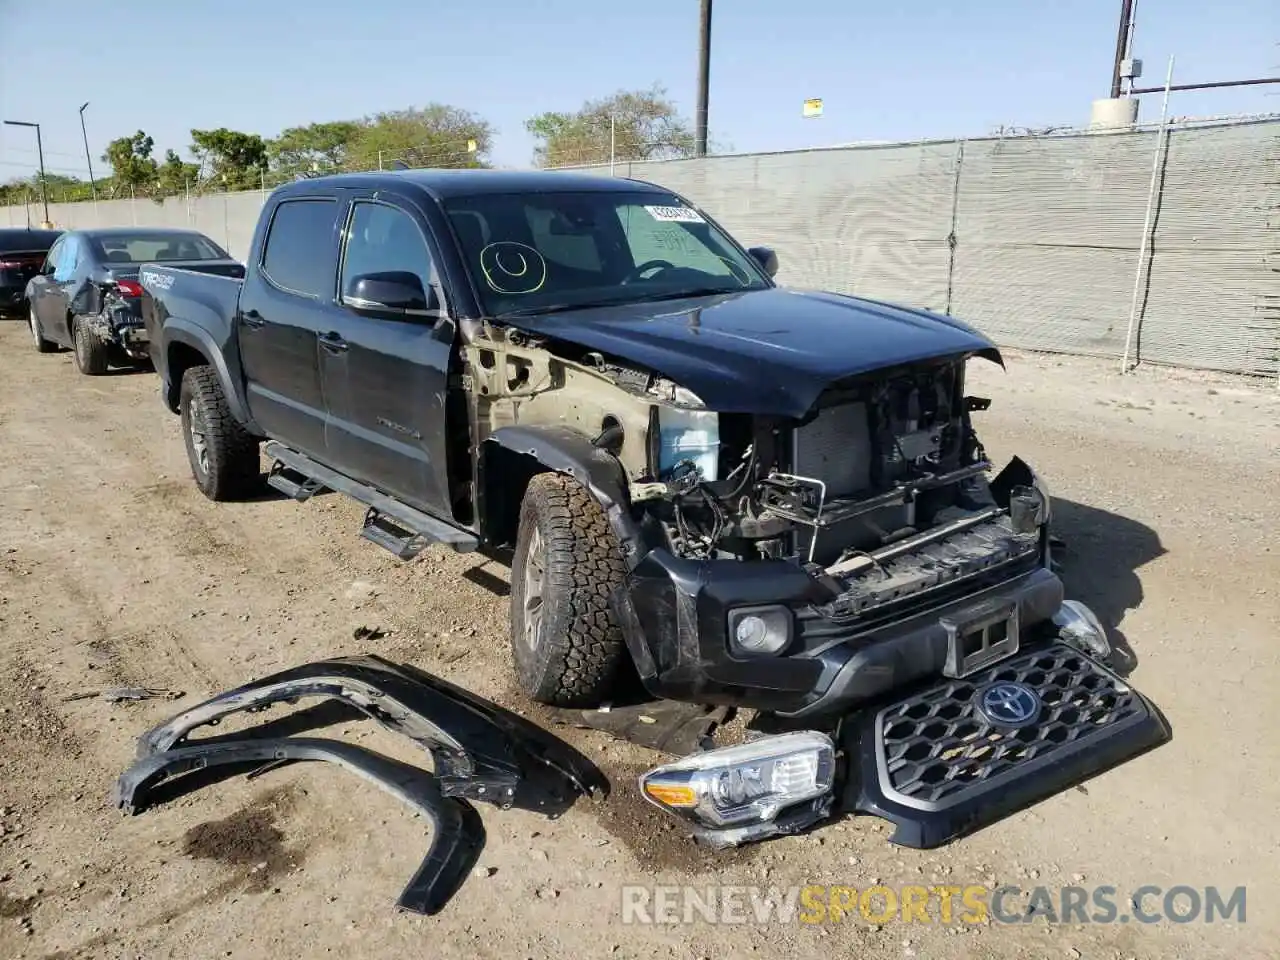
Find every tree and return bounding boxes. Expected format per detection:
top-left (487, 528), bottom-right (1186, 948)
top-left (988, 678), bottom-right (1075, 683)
top-left (102, 130), bottom-right (159, 195)
top-left (190, 128), bottom-right (269, 191)
top-left (156, 150), bottom-right (200, 197)
top-left (525, 86), bottom-right (696, 168)
top-left (268, 121), bottom-right (360, 178)
top-left (345, 105), bottom-right (493, 171)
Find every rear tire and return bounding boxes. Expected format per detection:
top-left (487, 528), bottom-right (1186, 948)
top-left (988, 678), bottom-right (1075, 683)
top-left (509, 472), bottom-right (630, 707)
top-left (29, 307), bottom-right (57, 353)
top-left (179, 365), bottom-right (261, 501)
top-left (72, 317), bottom-right (110, 375)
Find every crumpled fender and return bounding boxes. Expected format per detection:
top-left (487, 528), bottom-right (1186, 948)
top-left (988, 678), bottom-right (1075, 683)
top-left (135, 654), bottom-right (607, 807)
top-left (485, 424), bottom-right (647, 565)
top-left (114, 736), bottom-right (484, 916)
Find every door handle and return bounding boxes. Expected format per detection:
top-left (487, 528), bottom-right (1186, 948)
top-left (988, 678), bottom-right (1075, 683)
top-left (319, 331), bottom-right (348, 353)
top-left (241, 309), bottom-right (265, 328)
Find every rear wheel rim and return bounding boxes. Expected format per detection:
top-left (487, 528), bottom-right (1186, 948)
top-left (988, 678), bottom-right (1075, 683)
top-left (188, 399), bottom-right (209, 475)
top-left (522, 525), bottom-right (545, 651)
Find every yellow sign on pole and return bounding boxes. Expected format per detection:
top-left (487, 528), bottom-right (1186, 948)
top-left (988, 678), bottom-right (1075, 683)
top-left (467, 139), bottom-right (477, 153)
top-left (802, 98), bottom-right (824, 119)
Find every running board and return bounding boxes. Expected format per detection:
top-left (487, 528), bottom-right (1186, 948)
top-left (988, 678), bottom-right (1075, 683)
top-left (267, 461), bottom-right (324, 502)
top-left (263, 441), bottom-right (478, 558)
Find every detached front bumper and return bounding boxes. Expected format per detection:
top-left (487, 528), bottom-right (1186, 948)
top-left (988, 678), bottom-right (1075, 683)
top-left (640, 640), bottom-right (1170, 850)
top-left (617, 545), bottom-right (1061, 718)
top-left (842, 642), bottom-right (1171, 847)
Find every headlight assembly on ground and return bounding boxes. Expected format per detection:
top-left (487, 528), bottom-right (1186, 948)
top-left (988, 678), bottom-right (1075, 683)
top-left (639, 731), bottom-right (835, 847)
top-left (1053, 599), bottom-right (1111, 660)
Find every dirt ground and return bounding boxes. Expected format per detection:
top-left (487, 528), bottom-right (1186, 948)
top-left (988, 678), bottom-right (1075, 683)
top-left (0, 320), bottom-right (1276, 960)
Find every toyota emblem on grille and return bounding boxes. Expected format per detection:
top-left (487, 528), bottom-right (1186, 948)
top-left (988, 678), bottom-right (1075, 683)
top-left (976, 681), bottom-right (1042, 727)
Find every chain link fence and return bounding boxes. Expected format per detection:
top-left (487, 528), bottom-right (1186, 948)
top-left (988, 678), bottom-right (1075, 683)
top-left (4, 119), bottom-right (1276, 380)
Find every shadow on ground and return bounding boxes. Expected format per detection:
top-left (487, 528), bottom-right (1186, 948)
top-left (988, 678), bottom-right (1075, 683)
top-left (1052, 497), bottom-right (1165, 676)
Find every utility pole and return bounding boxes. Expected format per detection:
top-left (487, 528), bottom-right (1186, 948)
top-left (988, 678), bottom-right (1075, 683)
top-left (695, 0), bottom-right (712, 157)
top-left (3, 119), bottom-right (50, 225)
top-left (1110, 0), bottom-right (1136, 98)
top-left (79, 102), bottom-right (97, 201)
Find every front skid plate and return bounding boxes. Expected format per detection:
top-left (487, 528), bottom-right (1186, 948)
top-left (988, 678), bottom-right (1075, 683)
top-left (840, 643), bottom-right (1171, 848)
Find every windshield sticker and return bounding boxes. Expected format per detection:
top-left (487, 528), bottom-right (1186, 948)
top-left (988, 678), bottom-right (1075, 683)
top-left (648, 228), bottom-right (698, 254)
top-left (479, 242), bottom-right (547, 295)
top-left (644, 205), bottom-right (705, 224)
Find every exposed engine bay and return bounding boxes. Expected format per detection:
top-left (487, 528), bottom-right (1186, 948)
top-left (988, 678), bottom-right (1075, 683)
top-left (462, 326), bottom-right (1048, 630)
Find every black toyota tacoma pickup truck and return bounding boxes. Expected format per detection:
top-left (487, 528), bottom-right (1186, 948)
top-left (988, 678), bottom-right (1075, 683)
top-left (141, 169), bottom-right (1167, 849)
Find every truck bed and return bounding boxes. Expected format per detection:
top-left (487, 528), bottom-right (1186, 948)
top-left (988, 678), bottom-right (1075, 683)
top-left (139, 263), bottom-right (244, 354)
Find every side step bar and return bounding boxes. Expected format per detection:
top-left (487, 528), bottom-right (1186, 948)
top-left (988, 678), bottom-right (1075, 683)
top-left (264, 441), bottom-right (478, 559)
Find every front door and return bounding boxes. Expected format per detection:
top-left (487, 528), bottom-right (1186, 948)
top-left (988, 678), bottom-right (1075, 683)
top-left (318, 196), bottom-right (455, 517)
top-left (33, 235), bottom-right (80, 345)
top-left (237, 196), bottom-right (345, 459)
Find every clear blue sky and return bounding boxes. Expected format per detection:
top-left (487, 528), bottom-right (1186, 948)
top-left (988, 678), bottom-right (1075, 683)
top-left (1, 0), bottom-right (1275, 180)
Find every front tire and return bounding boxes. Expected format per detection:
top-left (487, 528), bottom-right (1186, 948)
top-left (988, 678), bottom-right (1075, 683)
top-left (30, 307), bottom-right (57, 353)
top-left (179, 365), bottom-right (261, 501)
top-left (509, 472), bottom-right (630, 707)
top-left (72, 317), bottom-right (110, 375)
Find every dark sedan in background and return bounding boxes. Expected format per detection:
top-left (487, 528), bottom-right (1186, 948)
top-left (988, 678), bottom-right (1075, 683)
top-left (0, 227), bottom-right (63, 317)
top-left (26, 227), bottom-right (243, 375)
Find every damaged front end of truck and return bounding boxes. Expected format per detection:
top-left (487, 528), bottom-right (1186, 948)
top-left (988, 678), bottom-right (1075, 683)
top-left (462, 287), bottom-right (1170, 851)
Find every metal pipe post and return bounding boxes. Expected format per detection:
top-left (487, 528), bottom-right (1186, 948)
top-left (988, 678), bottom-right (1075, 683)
top-left (695, 0), bottom-right (712, 156)
top-left (1120, 54), bottom-right (1174, 374)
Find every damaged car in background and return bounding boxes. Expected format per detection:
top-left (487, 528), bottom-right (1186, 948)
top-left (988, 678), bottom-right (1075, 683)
top-left (138, 168), bottom-right (1169, 860)
top-left (24, 227), bottom-right (241, 374)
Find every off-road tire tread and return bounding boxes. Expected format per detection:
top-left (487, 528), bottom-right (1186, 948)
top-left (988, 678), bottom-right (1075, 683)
top-left (180, 365), bottom-right (260, 501)
top-left (72, 317), bottom-right (110, 375)
top-left (511, 472), bottom-right (629, 707)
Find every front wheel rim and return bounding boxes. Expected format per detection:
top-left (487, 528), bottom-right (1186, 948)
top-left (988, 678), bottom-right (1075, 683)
top-left (521, 524), bottom-right (546, 651)
top-left (188, 400), bottom-right (209, 475)
top-left (29, 309), bottom-right (40, 345)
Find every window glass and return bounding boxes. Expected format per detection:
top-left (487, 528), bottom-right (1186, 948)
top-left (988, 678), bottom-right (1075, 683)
top-left (96, 232), bottom-right (228, 263)
top-left (442, 190), bottom-right (767, 317)
top-left (261, 198), bottom-right (339, 298)
top-left (53, 236), bottom-right (80, 281)
top-left (42, 237), bottom-right (65, 276)
top-left (340, 202), bottom-right (435, 304)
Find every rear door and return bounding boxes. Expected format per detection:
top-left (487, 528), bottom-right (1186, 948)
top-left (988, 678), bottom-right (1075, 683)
top-left (237, 196), bottom-right (346, 459)
top-left (318, 194), bottom-right (456, 516)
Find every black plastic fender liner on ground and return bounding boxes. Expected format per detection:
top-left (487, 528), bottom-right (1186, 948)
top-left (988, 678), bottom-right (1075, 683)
top-left (838, 642), bottom-right (1172, 849)
top-left (134, 654), bottom-right (609, 807)
top-left (114, 737), bottom-right (485, 916)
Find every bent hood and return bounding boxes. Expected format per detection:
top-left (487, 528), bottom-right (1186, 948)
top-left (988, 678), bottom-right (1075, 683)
top-left (501, 288), bottom-right (1001, 418)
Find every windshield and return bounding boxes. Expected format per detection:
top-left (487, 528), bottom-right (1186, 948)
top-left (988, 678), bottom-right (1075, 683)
top-left (93, 232), bottom-right (229, 264)
top-left (442, 190), bottom-right (770, 316)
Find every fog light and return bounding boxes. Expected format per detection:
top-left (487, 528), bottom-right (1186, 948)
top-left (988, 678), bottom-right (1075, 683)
top-left (639, 731), bottom-right (836, 847)
top-left (727, 606), bottom-right (791, 656)
top-left (1053, 599), bottom-right (1111, 660)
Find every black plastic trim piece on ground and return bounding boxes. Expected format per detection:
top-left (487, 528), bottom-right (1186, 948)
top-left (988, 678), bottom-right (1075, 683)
top-left (114, 737), bottom-right (484, 916)
top-left (839, 642), bottom-right (1172, 848)
top-left (134, 654), bottom-right (609, 808)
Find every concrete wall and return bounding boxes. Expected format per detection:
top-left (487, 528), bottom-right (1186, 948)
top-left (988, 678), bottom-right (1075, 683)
top-left (6, 117), bottom-right (1277, 379)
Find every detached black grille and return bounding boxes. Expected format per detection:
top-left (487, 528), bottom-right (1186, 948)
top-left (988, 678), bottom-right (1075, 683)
top-left (877, 645), bottom-right (1147, 809)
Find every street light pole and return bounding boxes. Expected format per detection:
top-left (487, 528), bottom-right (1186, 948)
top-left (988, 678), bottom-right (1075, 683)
top-left (79, 102), bottom-right (97, 201)
top-left (3, 119), bottom-right (50, 225)
top-left (695, 0), bottom-right (712, 157)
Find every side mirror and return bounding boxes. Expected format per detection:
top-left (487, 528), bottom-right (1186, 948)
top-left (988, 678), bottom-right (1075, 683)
top-left (342, 271), bottom-right (438, 317)
top-left (747, 246), bottom-right (778, 278)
